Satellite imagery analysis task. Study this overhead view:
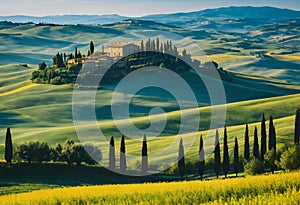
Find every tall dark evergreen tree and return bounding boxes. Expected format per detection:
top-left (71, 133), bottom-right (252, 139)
top-left (223, 127), bottom-right (230, 178)
top-left (142, 135), bottom-right (148, 174)
top-left (152, 39), bottom-right (156, 51)
top-left (268, 115), bottom-right (274, 151)
top-left (214, 130), bottom-right (221, 178)
top-left (169, 41), bottom-right (173, 52)
top-left (5, 128), bottom-right (13, 166)
top-left (261, 113), bottom-right (267, 160)
top-left (109, 136), bottom-right (115, 171)
top-left (178, 138), bottom-right (185, 179)
top-left (75, 47), bottom-right (78, 59)
top-left (198, 135), bottom-right (205, 181)
top-left (271, 126), bottom-right (276, 152)
top-left (160, 43), bottom-right (164, 53)
top-left (140, 40), bottom-right (144, 51)
top-left (120, 135), bottom-right (126, 173)
top-left (244, 124), bottom-right (250, 161)
top-left (234, 137), bottom-right (239, 177)
top-left (295, 108), bottom-right (300, 144)
top-left (156, 38), bottom-right (160, 51)
top-left (90, 41), bottom-right (95, 55)
top-left (254, 126), bottom-right (260, 159)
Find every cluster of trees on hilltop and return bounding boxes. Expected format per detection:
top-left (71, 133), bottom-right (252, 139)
top-left (31, 41), bottom-right (95, 85)
top-left (31, 38), bottom-right (234, 85)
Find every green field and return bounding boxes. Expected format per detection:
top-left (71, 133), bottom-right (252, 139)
top-left (0, 64), bottom-right (299, 170)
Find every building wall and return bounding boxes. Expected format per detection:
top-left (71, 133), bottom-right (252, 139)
top-left (109, 44), bottom-right (139, 57)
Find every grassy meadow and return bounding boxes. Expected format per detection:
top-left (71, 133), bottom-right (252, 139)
top-left (0, 64), bottom-right (299, 170)
top-left (0, 171), bottom-right (299, 205)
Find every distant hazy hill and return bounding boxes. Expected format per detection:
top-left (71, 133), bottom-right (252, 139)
top-left (142, 6), bottom-right (300, 21)
top-left (0, 14), bottom-right (127, 25)
top-left (0, 6), bottom-right (299, 25)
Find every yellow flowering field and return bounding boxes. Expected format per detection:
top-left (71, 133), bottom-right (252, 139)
top-left (0, 171), bottom-right (299, 205)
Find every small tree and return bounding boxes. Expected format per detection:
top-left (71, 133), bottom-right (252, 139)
top-left (244, 158), bottom-right (264, 175)
top-left (83, 143), bottom-right (102, 165)
top-left (198, 135), bottom-right (205, 181)
top-left (223, 127), bottom-right (230, 178)
top-left (142, 135), bottom-right (148, 174)
top-left (61, 139), bottom-right (75, 166)
top-left (234, 137), bottom-right (239, 177)
top-left (264, 149), bottom-right (277, 174)
top-left (51, 143), bottom-right (63, 162)
top-left (244, 124), bottom-right (250, 161)
top-left (70, 144), bottom-right (85, 166)
top-left (5, 128), bottom-right (13, 166)
top-left (120, 135), bottom-right (127, 173)
top-left (295, 108), bottom-right (300, 145)
top-left (109, 136), bottom-right (115, 171)
top-left (14, 141), bottom-right (50, 164)
top-left (178, 138), bottom-right (185, 179)
top-left (214, 130), bottom-right (221, 178)
top-left (71, 143), bottom-right (100, 166)
top-left (261, 113), bottom-right (267, 160)
top-left (279, 145), bottom-right (300, 171)
top-left (253, 126), bottom-right (260, 159)
top-left (38, 61), bottom-right (47, 70)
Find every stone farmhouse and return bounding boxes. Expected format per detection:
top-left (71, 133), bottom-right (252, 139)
top-left (82, 42), bottom-right (139, 72)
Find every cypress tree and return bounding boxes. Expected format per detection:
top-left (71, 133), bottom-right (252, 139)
top-left (5, 128), bottom-right (13, 166)
top-left (254, 126), bottom-right (260, 159)
top-left (109, 136), bottom-right (115, 171)
top-left (272, 126), bottom-right (276, 152)
top-left (156, 38), bottom-right (160, 51)
top-left (244, 124), bottom-right (250, 161)
top-left (90, 41), bottom-right (95, 55)
top-left (268, 115), bottom-right (274, 151)
top-left (178, 138), bottom-right (185, 179)
top-left (120, 135), bottom-right (126, 173)
top-left (234, 137), bottom-right (239, 177)
top-left (223, 127), bottom-right (229, 178)
top-left (261, 113), bottom-right (267, 160)
top-left (141, 40), bottom-right (144, 51)
top-left (142, 135), bottom-right (148, 174)
top-left (214, 130), bottom-right (221, 178)
top-left (75, 47), bottom-right (78, 59)
top-left (295, 108), bottom-right (300, 144)
top-left (198, 135), bottom-right (205, 181)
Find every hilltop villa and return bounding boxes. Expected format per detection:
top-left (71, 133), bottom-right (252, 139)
top-left (108, 43), bottom-right (139, 57)
top-left (82, 42), bottom-right (139, 72)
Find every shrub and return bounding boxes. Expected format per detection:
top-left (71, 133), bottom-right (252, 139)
top-left (264, 149), bottom-right (277, 173)
top-left (31, 71), bottom-right (40, 80)
top-left (14, 141), bottom-right (51, 164)
top-left (279, 145), bottom-right (300, 171)
top-left (244, 158), bottom-right (264, 175)
top-left (38, 61), bottom-right (47, 70)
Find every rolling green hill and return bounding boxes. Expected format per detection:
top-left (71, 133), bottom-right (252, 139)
top-left (0, 10), bottom-right (299, 171)
top-left (0, 64), bottom-right (299, 170)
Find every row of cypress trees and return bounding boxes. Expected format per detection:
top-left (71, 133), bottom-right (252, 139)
top-left (4, 108), bottom-right (300, 177)
top-left (108, 135), bottom-right (148, 174)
